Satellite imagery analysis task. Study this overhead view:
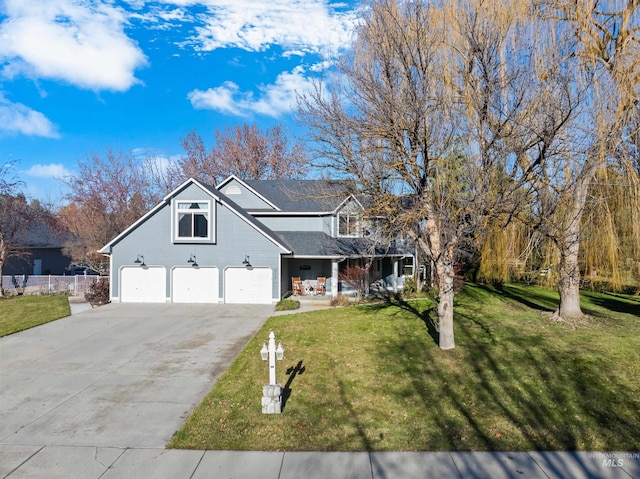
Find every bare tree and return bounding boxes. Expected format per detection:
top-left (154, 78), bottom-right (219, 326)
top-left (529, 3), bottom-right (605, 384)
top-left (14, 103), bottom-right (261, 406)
top-left (0, 161), bottom-right (21, 195)
top-left (0, 162), bottom-right (25, 294)
top-left (299, 0), bottom-right (577, 349)
top-left (0, 194), bottom-right (31, 295)
top-left (172, 123), bottom-right (308, 186)
top-left (61, 149), bottom-right (163, 271)
top-left (0, 193), bottom-right (60, 295)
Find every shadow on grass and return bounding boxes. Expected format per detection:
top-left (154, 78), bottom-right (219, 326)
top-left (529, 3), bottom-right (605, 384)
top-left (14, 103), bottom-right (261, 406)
top-left (476, 283), bottom-right (558, 312)
top-left (282, 360), bottom-right (306, 411)
top-left (371, 287), bottom-right (640, 477)
top-left (337, 379), bottom-right (373, 451)
top-left (368, 297), bottom-right (440, 346)
top-left (581, 290), bottom-right (640, 318)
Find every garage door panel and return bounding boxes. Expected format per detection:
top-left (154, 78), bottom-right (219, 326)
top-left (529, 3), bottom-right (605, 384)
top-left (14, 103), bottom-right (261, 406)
top-left (172, 267), bottom-right (219, 303)
top-left (225, 267), bottom-right (272, 304)
top-left (120, 266), bottom-right (166, 303)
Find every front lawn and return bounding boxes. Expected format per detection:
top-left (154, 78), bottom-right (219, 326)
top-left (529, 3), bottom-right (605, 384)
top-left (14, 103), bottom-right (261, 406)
top-left (168, 284), bottom-right (640, 451)
top-left (0, 294), bottom-right (71, 337)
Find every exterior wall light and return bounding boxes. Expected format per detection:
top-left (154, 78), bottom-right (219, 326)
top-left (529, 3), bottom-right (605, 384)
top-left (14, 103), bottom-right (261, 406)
top-left (242, 255), bottom-right (251, 267)
top-left (188, 254), bottom-right (198, 267)
top-left (134, 255), bottom-right (146, 267)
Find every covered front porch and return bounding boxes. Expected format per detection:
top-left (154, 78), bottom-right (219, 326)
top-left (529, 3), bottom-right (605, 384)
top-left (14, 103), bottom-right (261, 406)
top-left (280, 255), bottom-right (413, 300)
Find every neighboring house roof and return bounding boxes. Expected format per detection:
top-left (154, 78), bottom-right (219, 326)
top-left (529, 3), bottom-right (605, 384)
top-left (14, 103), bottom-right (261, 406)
top-left (17, 223), bottom-right (72, 249)
top-left (275, 231), bottom-right (411, 258)
top-left (242, 179), bottom-right (358, 213)
top-left (99, 178), bottom-right (292, 254)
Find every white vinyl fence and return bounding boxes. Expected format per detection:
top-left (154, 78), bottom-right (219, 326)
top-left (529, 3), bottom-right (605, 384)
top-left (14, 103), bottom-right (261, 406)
top-left (1, 274), bottom-right (100, 296)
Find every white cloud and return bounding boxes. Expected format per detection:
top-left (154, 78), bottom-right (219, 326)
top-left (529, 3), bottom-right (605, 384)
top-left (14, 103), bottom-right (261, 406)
top-left (188, 81), bottom-right (247, 116)
top-left (0, 0), bottom-right (148, 91)
top-left (187, 0), bottom-right (357, 57)
top-left (24, 163), bottom-right (72, 179)
top-left (128, 5), bottom-right (190, 30)
top-left (0, 95), bottom-right (59, 137)
top-left (188, 66), bottom-right (316, 117)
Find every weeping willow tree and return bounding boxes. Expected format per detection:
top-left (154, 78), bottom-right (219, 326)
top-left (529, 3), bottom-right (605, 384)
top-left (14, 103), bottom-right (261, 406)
top-left (527, 0), bottom-right (640, 318)
top-left (478, 164), bottom-right (640, 293)
top-left (477, 219), bottom-right (539, 284)
top-left (580, 165), bottom-right (640, 292)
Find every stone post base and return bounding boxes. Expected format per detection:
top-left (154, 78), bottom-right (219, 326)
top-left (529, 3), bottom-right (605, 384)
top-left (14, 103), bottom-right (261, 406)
top-left (262, 384), bottom-right (282, 414)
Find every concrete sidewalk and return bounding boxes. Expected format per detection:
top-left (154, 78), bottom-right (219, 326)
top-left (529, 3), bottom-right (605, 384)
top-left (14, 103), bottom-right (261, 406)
top-left (1, 447), bottom-right (638, 478)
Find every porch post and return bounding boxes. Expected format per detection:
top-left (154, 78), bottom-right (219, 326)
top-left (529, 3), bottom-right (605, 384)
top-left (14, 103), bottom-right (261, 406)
top-left (331, 259), bottom-right (339, 298)
top-left (393, 259), bottom-right (399, 293)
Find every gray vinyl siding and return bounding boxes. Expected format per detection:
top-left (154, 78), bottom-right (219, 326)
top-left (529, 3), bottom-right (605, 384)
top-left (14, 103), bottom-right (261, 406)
top-left (108, 184), bottom-right (283, 301)
top-left (323, 216), bottom-right (333, 235)
top-left (255, 215), bottom-right (326, 232)
top-left (108, 202), bottom-right (173, 300)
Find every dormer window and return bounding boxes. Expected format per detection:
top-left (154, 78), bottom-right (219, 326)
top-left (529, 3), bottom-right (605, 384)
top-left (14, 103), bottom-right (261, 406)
top-left (174, 200), bottom-right (214, 242)
top-left (339, 212), bottom-right (360, 237)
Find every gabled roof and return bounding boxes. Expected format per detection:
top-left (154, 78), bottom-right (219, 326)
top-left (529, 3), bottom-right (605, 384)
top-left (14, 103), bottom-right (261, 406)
top-left (244, 179), bottom-right (357, 212)
top-left (99, 178), bottom-right (292, 254)
top-left (218, 175), bottom-right (361, 213)
top-left (216, 175), bottom-right (281, 211)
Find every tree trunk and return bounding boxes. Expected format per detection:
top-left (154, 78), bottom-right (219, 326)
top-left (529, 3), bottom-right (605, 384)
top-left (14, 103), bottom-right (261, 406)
top-left (420, 214), bottom-right (458, 350)
top-left (437, 273), bottom-right (456, 349)
top-left (556, 218), bottom-right (583, 319)
top-left (555, 174), bottom-right (592, 320)
top-left (435, 245), bottom-right (456, 350)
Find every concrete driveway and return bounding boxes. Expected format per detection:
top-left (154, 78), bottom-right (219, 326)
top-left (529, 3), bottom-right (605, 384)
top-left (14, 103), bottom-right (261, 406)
top-left (0, 303), bottom-right (273, 449)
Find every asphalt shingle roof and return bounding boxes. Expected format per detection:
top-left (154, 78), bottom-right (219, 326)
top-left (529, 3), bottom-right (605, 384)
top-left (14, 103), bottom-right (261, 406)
top-left (275, 231), bottom-right (411, 257)
top-left (243, 180), bottom-right (356, 212)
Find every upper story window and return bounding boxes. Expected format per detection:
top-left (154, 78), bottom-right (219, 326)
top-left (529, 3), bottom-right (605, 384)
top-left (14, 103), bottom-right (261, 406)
top-left (338, 212), bottom-right (360, 237)
top-left (175, 201), bottom-right (213, 242)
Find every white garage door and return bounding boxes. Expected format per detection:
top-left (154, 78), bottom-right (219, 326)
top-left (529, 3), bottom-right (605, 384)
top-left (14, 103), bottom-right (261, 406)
top-left (120, 266), bottom-right (166, 303)
top-left (172, 267), bottom-right (219, 303)
top-left (224, 267), bottom-right (273, 304)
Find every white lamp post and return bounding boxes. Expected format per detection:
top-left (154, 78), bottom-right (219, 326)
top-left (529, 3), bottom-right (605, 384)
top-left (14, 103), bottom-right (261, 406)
top-left (261, 331), bottom-right (284, 385)
top-left (260, 331), bottom-right (284, 413)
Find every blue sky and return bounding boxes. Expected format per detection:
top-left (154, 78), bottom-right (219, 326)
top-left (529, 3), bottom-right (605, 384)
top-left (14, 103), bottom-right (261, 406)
top-left (0, 0), bottom-right (360, 204)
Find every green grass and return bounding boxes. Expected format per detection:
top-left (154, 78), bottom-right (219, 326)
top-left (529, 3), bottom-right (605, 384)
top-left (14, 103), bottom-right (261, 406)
top-left (0, 294), bottom-right (71, 337)
top-left (168, 283), bottom-right (640, 452)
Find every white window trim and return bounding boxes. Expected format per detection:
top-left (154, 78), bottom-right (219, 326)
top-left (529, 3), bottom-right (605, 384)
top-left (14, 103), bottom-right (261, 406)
top-left (172, 199), bottom-right (215, 243)
top-left (337, 212), bottom-right (361, 238)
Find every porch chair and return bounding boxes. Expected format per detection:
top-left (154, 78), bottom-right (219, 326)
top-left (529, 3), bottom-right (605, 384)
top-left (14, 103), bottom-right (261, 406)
top-left (292, 276), bottom-right (303, 296)
top-left (313, 277), bottom-right (326, 296)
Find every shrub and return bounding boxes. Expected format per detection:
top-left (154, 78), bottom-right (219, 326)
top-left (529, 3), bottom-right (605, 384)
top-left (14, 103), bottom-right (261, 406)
top-left (275, 298), bottom-right (300, 311)
top-left (330, 294), bottom-right (352, 306)
top-left (339, 264), bottom-right (381, 300)
top-left (85, 277), bottom-right (110, 307)
top-left (403, 276), bottom-right (418, 296)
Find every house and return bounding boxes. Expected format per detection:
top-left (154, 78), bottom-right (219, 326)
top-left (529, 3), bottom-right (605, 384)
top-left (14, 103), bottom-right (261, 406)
top-left (98, 176), bottom-right (414, 304)
top-left (3, 223), bottom-right (73, 276)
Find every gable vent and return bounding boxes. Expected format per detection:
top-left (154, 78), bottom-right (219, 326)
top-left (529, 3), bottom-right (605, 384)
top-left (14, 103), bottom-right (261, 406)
top-left (226, 185), bottom-right (241, 195)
